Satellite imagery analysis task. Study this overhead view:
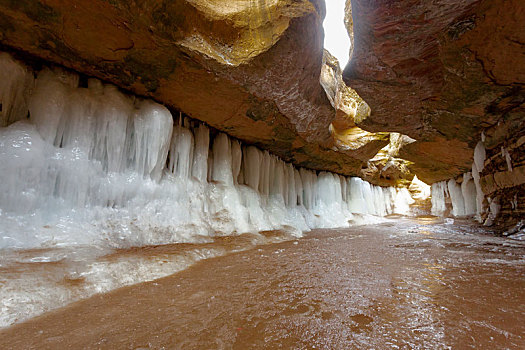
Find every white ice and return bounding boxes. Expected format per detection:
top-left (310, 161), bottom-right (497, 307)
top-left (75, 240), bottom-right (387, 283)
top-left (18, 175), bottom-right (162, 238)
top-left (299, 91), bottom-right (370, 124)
top-left (0, 52), bottom-right (425, 330)
top-left (0, 53), bottom-right (416, 250)
top-left (432, 140), bottom-right (486, 219)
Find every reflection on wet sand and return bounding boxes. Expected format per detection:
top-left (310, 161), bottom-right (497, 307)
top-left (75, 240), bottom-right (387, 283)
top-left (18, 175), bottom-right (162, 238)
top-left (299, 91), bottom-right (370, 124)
top-left (0, 218), bottom-right (524, 349)
top-left (0, 231), bottom-right (294, 327)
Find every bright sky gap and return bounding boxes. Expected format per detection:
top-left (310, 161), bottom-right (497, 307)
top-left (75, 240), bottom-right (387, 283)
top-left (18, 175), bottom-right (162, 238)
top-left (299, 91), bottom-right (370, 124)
top-left (323, 0), bottom-right (351, 67)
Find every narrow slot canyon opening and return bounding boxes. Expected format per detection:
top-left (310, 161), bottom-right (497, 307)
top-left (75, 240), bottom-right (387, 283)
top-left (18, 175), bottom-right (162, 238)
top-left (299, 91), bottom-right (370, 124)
top-left (323, 0), bottom-right (351, 68)
top-left (321, 0), bottom-right (421, 189)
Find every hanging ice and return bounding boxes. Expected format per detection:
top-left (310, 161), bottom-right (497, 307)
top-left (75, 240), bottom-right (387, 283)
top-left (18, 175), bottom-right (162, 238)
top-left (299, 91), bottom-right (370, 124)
top-left (0, 53), bottom-right (417, 250)
top-left (431, 181), bottom-right (448, 216)
top-left (431, 139), bottom-right (486, 219)
top-left (461, 172), bottom-right (477, 216)
top-left (447, 179), bottom-right (465, 217)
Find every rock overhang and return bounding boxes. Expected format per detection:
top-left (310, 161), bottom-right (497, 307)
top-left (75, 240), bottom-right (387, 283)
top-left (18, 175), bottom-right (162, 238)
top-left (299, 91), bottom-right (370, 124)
top-left (2, 0), bottom-right (522, 187)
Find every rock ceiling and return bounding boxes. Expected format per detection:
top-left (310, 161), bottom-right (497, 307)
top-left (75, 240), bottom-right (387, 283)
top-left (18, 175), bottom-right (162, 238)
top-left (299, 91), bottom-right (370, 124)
top-left (0, 0), bottom-right (523, 185)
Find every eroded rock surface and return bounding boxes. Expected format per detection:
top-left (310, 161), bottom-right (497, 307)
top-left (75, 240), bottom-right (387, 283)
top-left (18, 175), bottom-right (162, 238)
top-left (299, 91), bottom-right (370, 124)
top-left (345, 0), bottom-right (525, 184)
top-left (478, 115), bottom-right (525, 228)
top-left (0, 0), bottom-right (370, 176)
top-left (1, 0), bottom-right (523, 188)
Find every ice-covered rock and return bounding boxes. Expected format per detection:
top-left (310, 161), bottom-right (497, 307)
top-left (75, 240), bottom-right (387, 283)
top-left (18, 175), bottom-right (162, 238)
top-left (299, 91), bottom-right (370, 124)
top-left (0, 53), bottom-right (416, 250)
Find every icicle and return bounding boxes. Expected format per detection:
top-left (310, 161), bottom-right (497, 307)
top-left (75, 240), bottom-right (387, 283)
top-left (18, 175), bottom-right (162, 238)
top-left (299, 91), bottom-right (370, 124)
top-left (347, 177), bottom-right (367, 214)
top-left (271, 159), bottom-right (285, 202)
top-left (504, 148), bottom-right (513, 172)
top-left (461, 172), bottom-right (477, 216)
top-left (431, 181), bottom-right (448, 216)
top-left (448, 179), bottom-right (465, 216)
top-left (231, 139), bottom-right (242, 184)
top-left (317, 172), bottom-right (336, 207)
top-left (340, 175), bottom-right (347, 202)
top-left (300, 168), bottom-right (314, 210)
top-left (474, 141), bottom-right (486, 173)
top-left (260, 151), bottom-right (271, 197)
top-left (362, 181), bottom-right (376, 214)
top-left (191, 124), bottom-right (209, 182)
top-left (243, 146), bottom-right (261, 191)
top-left (286, 163), bottom-right (296, 207)
top-left (471, 162), bottom-right (485, 222)
top-left (211, 133), bottom-right (234, 184)
top-left (168, 119), bottom-right (193, 179)
top-left (471, 135), bottom-right (487, 221)
top-left (294, 169), bottom-right (303, 206)
top-left (94, 85), bottom-right (133, 173)
top-left (132, 100), bottom-right (173, 182)
top-left (29, 69), bottom-right (71, 144)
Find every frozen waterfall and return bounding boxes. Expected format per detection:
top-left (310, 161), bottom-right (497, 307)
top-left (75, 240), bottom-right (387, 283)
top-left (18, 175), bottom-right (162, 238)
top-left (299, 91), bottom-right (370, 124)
top-left (0, 53), bottom-right (415, 249)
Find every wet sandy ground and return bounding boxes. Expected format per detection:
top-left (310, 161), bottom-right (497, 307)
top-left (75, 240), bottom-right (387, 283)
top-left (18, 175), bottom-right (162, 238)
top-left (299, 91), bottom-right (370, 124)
top-left (0, 231), bottom-right (293, 327)
top-left (1, 217), bottom-right (524, 349)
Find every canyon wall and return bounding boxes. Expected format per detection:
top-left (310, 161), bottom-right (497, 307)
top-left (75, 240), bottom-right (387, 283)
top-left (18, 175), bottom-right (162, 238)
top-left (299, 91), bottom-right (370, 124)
top-left (479, 117), bottom-right (525, 228)
top-left (0, 0), bottom-right (523, 227)
top-left (0, 0), bottom-right (377, 178)
top-left (345, 0), bottom-right (525, 185)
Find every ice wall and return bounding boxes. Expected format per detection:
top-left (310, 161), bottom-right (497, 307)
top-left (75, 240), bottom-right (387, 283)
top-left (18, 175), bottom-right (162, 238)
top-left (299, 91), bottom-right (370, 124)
top-left (431, 141), bottom-right (485, 219)
top-left (0, 54), bottom-right (415, 249)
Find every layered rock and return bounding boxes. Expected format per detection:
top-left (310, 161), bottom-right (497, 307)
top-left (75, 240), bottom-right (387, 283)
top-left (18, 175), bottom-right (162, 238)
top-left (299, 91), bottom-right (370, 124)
top-left (478, 115), bottom-right (525, 228)
top-left (1, 0), bottom-right (523, 199)
top-left (0, 0), bottom-right (374, 178)
top-left (344, 0), bottom-right (525, 184)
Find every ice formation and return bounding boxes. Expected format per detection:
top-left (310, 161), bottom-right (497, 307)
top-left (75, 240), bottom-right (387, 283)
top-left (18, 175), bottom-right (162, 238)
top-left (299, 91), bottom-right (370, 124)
top-left (484, 196), bottom-right (501, 227)
top-left (501, 147), bottom-right (513, 172)
top-left (0, 53), bottom-right (416, 249)
top-left (431, 140), bottom-right (485, 219)
top-left (431, 182), bottom-right (448, 216)
top-left (432, 174), bottom-right (483, 218)
top-left (461, 172), bottom-right (477, 215)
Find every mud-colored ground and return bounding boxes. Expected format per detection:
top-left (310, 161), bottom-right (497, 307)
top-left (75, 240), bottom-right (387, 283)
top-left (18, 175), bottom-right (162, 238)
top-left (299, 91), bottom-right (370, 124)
top-left (1, 217), bottom-right (524, 349)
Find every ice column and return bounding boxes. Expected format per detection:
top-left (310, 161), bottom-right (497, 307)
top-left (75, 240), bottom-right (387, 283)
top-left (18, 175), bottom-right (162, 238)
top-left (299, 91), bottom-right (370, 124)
top-left (169, 120), bottom-right (194, 178)
top-left (461, 172), bottom-right (477, 216)
top-left (472, 141), bottom-right (486, 221)
top-left (191, 124), bottom-right (209, 182)
top-left (447, 179), bottom-right (465, 216)
top-left (431, 181), bottom-right (448, 216)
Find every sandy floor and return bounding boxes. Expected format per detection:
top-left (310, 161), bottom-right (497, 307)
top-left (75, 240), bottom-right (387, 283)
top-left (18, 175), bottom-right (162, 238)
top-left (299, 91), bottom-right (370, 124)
top-left (1, 217), bottom-right (524, 349)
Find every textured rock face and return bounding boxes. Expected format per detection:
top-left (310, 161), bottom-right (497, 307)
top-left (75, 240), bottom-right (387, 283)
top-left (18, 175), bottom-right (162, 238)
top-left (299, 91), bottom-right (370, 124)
top-left (478, 116), bottom-right (525, 228)
top-left (0, 0), bottom-right (370, 176)
top-left (1, 0), bottom-right (523, 189)
top-left (320, 51), bottom-right (388, 161)
top-left (344, 0), bottom-right (525, 184)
